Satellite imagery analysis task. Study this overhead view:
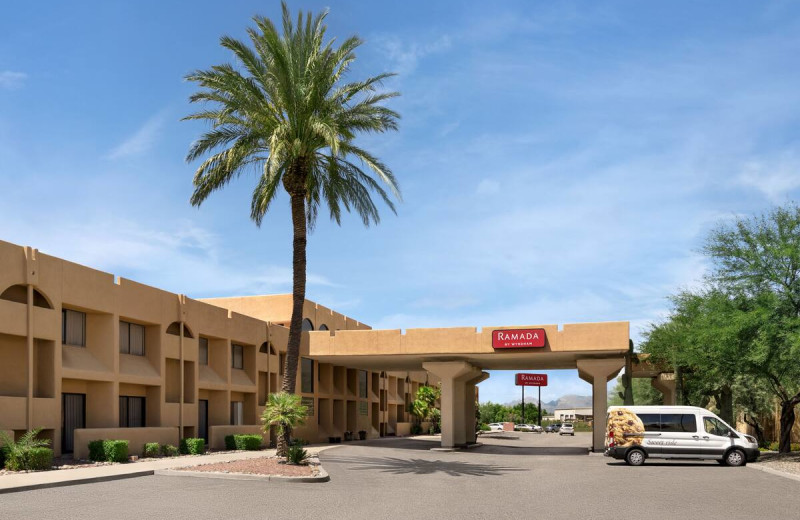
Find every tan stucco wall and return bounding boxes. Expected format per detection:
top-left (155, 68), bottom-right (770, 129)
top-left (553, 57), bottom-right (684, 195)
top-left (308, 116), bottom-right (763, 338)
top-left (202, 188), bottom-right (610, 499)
top-left (73, 427), bottom-right (179, 459)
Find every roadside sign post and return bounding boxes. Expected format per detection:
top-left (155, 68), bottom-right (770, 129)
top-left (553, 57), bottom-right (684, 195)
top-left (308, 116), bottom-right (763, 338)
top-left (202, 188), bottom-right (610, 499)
top-left (515, 373), bottom-right (548, 426)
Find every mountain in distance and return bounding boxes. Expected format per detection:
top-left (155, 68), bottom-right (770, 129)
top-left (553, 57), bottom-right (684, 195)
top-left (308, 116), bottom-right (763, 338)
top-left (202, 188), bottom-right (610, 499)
top-left (505, 394), bottom-right (592, 411)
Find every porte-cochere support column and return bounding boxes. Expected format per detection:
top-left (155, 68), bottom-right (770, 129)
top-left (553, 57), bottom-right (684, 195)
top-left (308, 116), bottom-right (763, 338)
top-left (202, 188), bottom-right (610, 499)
top-left (577, 358), bottom-right (625, 453)
top-left (423, 361), bottom-right (483, 449)
top-left (464, 371), bottom-right (489, 445)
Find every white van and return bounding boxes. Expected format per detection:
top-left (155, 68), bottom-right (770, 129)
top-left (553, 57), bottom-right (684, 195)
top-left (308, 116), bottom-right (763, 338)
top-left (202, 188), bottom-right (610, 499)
top-left (605, 406), bottom-right (759, 466)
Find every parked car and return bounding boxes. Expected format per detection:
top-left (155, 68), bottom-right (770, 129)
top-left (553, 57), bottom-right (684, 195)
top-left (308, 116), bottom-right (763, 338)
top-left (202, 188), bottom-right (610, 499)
top-left (515, 424), bottom-right (541, 432)
top-left (605, 405), bottom-right (760, 467)
top-left (531, 424), bottom-right (543, 433)
top-left (545, 424), bottom-right (561, 433)
top-left (559, 423), bottom-right (575, 436)
top-left (488, 423), bottom-right (504, 432)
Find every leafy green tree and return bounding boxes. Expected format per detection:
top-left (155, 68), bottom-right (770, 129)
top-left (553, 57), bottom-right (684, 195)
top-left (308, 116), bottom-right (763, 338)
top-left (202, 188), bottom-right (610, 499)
top-left (704, 205), bottom-right (800, 453)
top-left (410, 385), bottom-right (441, 433)
top-left (261, 392), bottom-right (308, 457)
top-left (184, 3), bottom-right (401, 423)
top-left (608, 375), bottom-right (662, 407)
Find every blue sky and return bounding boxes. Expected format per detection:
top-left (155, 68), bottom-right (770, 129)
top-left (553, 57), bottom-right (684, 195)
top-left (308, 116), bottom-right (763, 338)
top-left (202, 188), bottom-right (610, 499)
top-left (2, 1), bottom-right (800, 406)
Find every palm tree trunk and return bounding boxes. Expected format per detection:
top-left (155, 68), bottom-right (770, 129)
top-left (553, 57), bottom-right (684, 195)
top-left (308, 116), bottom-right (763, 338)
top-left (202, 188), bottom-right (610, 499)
top-left (277, 187), bottom-right (307, 457)
top-left (282, 189), bottom-right (307, 394)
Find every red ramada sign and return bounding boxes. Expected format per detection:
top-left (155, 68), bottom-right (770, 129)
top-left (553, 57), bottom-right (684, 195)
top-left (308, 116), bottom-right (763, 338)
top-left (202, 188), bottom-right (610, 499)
top-left (492, 328), bottom-right (546, 349)
top-left (515, 373), bottom-right (548, 386)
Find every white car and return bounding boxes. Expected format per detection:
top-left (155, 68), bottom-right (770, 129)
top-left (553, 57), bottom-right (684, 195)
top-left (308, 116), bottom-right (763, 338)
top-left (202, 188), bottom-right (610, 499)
top-left (559, 423), bottom-right (575, 436)
top-left (515, 424), bottom-right (543, 433)
top-left (488, 423), bottom-right (504, 432)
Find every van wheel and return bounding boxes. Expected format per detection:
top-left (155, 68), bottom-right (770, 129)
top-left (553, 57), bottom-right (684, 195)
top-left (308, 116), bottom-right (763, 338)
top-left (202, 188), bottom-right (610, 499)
top-left (725, 449), bottom-right (746, 467)
top-left (625, 449), bottom-right (645, 466)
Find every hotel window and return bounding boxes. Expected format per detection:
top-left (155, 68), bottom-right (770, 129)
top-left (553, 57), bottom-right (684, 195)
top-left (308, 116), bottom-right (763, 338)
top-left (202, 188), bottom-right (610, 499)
top-left (232, 344), bottom-right (244, 369)
top-left (301, 357), bottom-right (314, 393)
top-left (119, 396), bottom-right (146, 427)
top-left (230, 401), bottom-right (244, 425)
top-left (119, 321), bottom-right (145, 356)
top-left (358, 370), bottom-right (368, 398)
top-left (199, 337), bottom-right (208, 365)
top-left (62, 309), bottom-right (86, 347)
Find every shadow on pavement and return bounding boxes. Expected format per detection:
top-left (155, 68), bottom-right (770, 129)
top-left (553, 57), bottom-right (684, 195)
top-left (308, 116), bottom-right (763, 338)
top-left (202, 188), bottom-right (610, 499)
top-left (475, 445), bottom-right (589, 456)
top-left (324, 456), bottom-right (528, 477)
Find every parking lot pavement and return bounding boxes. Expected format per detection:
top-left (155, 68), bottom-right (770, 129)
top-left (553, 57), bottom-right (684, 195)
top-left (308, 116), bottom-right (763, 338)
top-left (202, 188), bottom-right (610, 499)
top-left (1, 432), bottom-right (797, 520)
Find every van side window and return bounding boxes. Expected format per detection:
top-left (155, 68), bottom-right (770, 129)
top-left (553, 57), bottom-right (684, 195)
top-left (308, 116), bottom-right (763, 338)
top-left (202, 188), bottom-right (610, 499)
top-left (660, 414), bottom-right (697, 433)
top-left (638, 414), bottom-right (661, 431)
top-left (703, 417), bottom-right (731, 437)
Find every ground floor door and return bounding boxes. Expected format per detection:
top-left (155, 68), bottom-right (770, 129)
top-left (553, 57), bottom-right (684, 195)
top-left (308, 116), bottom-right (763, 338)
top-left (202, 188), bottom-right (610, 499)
top-left (62, 393), bottom-right (85, 454)
top-left (199, 399), bottom-right (209, 443)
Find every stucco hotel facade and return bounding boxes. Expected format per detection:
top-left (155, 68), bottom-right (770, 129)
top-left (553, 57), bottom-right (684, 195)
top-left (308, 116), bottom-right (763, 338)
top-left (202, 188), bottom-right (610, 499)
top-left (0, 239), bottom-right (429, 458)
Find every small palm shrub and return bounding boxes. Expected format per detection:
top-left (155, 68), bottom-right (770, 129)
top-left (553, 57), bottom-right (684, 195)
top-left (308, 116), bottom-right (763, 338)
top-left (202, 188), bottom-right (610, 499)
top-left (286, 443), bottom-right (309, 465)
top-left (143, 443), bottom-right (161, 458)
top-left (0, 429), bottom-right (53, 471)
top-left (261, 392), bottom-right (308, 458)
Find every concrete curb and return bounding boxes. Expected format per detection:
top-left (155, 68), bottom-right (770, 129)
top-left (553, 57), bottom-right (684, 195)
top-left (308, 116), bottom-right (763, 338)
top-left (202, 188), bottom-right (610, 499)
top-left (748, 463), bottom-right (800, 483)
top-left (154, 457), bottom-right (330, 483)
top-left (0, 470), bottom-right (154, 495)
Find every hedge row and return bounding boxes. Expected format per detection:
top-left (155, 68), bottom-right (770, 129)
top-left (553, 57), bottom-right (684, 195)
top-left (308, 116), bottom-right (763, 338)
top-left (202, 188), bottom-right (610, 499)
top-left (88, 440), bottom-right (129, 462)
top-left (179, 438), bottom-right (205, 455)
top-left (224, 434), bottom-right (263, 451)
top-left (4, 447), bottom-right (53, 471)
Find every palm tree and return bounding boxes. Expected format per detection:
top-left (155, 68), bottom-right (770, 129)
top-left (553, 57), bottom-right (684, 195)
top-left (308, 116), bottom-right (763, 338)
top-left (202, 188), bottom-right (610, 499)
top-left (184, 3), bottom-right (400, 406)
top-left (261, 392), bottom-right (308, 457)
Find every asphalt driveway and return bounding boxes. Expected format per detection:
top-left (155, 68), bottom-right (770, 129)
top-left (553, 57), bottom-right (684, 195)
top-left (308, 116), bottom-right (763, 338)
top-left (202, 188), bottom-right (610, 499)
top-left (0, 432), bottom-right (796, 520)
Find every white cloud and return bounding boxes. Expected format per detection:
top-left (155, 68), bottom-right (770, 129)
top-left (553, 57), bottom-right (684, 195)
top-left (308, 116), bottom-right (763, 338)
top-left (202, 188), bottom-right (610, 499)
top-left (375, 34), bottom-right (452, 75)
top-left (736, 152), bottom-right (800, 202)
top-left (107, 110), bottom-right (169, 160)
top-left (0, 215), bottom-right (336, 298)
top-left (0, 71), bottom-right (27, 89)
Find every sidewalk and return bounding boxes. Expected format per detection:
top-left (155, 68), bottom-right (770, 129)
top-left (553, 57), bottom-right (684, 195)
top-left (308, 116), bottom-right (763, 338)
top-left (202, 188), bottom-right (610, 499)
top-left (0, 446), bottom-right (333, 494)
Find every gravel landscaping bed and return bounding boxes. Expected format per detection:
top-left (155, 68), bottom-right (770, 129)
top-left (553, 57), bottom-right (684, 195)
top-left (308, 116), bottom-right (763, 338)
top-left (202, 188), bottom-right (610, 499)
top-left (754, 451), bottom-right (800, 476)
top-left (177, 456), bottom-right (317, 477)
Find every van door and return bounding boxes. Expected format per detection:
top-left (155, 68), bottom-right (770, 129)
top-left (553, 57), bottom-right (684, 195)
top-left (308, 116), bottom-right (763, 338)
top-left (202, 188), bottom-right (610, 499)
top-left (700, 416), bottom-right (732, 457)
top-left (637, 413), bottom-right (662, 456)
top-left (659, 413), bottom-right (700, 457)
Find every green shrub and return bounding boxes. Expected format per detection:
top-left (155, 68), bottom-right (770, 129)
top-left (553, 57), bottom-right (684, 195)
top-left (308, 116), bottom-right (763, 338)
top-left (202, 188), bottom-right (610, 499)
top-left (286, 444), bottom-right (309, 465)
top-left (88, 440), bottom-right (106, 461)
top-left (5, 447), bottom-right (53, 471)
top-left (143, 443), bottom-right (160, 458)
top-left (767, 441), bottom-right (800, 451)
top-left (234, 434), bottom-right (262, 451)
top-left (479, 424), bottom-right (491, 432)
top-left (0, 445), bottom-right (7, 469)
top-left (103, 440), bottom-right (129, 463)
top-left (410, 424), bottom-right (422, 435)
top-left (161, 444), bottom-right (179, 457)
top-left (180, 438), bottom-right (205, 455)
top-left (293, 438), bottom-right (310, 446)
top-left (224, 435), bottom-right (236, 450)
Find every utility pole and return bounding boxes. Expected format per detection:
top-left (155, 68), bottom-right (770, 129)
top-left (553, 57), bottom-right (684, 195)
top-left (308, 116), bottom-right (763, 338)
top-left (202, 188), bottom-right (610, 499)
top-left (521, 386), bottom-right (525, 424)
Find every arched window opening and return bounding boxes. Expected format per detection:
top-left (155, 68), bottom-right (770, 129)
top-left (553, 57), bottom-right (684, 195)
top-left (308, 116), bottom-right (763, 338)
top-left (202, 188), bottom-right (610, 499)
top-left (0, 284), bottom-right (53, 308)
top-left (166, 321), bottom-right (194, 338)
top-left (319, 324), bottom-right (329, 331)
top-left (33, 289), bottom-right (53, 309)
top-left (301, 318), bottom-right (314, 332)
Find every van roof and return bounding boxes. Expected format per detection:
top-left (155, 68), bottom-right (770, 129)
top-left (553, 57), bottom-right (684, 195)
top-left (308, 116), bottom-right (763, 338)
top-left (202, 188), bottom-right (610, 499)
top-left (607, 405), bottom-right (715, 414)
